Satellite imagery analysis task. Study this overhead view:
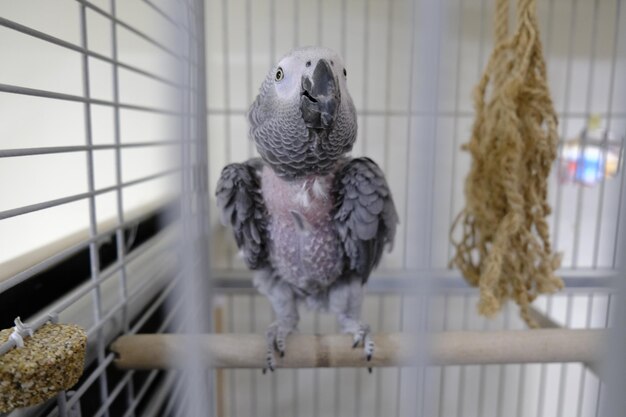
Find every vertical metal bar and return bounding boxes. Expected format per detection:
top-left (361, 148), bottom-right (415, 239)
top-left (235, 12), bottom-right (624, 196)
top-left (162, 376), bottom-right (186, 417)
top-left (174, 386), bottom-right (191, 417)
top-left (270, 307), bottom-right (277, 417)
top-left (415, 0), bottom-right (442, 280)
top-left (221, 0), bottom-right (231, 156)
top-left (472, 7), bottom-right (491, 410)
top-left (605, 106), bottom-right (626, 415)
top-left (355, 358), bottom-right (361, 417)
top-left (110, 0), bottom-right (128, 331)
top-left (228, 296), bottom-right (236, 417)
top-left (475, 308), bottom-right (489, 417)
top-left (334, 317), bottom-right (340, 417)
top-left (79, 4), bottom-right (111, 416)
top-left (477, 0), bottom-right (488, 73)
top-left (447, 0), bottom-right (465, 262)
top-left (221, 0), bottom-right (233, 269)
top-left (197, 0), bottom-right (212, 239)
top-left (110, 0), bottom-right (136, 413)
top-left (382, 0), bottom-right (394, 173)
top-left (572, 0), bottom-right (600, 267)
top-left (201, 0), bottom-right (217, 306)
top-left (536, 296), bottom-right (554, 417)
top-left (592, 0), bottom-right (621, 268)
top-left (413, 0), bottom-right (445, 411)
top-left (576, 293), bottom-right (595, 417)
top-left (293, 365), bottom-right (299, 417)
top-left (496, 303), bottom-right (512, 417)
top-left (293, 0), bottom-right (299, 47)
top-left (249, 295), bottom-right (257, 417)
top-left (516, 361), bottom-right (526, 417)
top-left (535, 3), bottom-right (558, 408)
top-left (611, 152), bottom-right (626, 269)
top-left (395, 294), bottom-right (405, 417)
top-left (401, 0), bottom-right (419, 269)
top-left (607, 0), bottom-right (625, 269)
top-left (556, 295), bottom-right (574, 417)
top-left (269, 0), bottom-right (275, 64)
top-left (245, 0), bottom-right (254, 158)
top-left (57, 391), bottom-right (70, 417)
top-left (417, 293), bottom-right (431, 417)
top-left (552, 0), bottom-right (579, 257)
top-left (126, 371), bottom-right (165, 417)
top-left (361, 0), bottom-right (371, 155)
top-left (317, 0), bottom-right (322, 46)
top-left (177, 2), bottom-right (215, 415)
top-left (437, 295), bottom-right (450, 417)
top-left (594, 293), bottom-right (613, 417)
top-left (375, 295), bottom-right (385, 417)
top-left (456, 294), bottom-right (470, 417)
top-left (272, 350), bottom-right (278, 416)
top-left (340, 0), bottom-right (347, 59)
top-left (542, 0), bottom-right (557, 249)
top-left (313, 312), bottom-right (320, 417)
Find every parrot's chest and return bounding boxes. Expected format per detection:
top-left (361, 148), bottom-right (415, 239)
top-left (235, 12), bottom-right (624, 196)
top-left (261, 168), bottom-right (345, 293)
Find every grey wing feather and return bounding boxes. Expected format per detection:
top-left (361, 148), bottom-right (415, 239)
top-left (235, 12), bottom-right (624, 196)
top-left (216, 158), bottom-right (269, 270)
top-left (333, 157), bottom-right (399, 282)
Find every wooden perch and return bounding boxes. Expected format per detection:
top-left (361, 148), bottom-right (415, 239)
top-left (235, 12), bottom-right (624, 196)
top-left (111, 330), bottom-right (604, 370)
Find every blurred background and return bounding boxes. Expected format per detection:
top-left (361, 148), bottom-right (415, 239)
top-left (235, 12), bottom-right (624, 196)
top-left (0, 0), bottom-right (625, 416)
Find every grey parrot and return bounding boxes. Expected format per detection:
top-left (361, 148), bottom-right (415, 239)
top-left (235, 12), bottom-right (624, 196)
top-left (216, 46), bottom-right (398, 371)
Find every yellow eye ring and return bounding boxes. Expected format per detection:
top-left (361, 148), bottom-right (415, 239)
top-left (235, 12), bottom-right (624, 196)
top-left (275, 67), bottom-right (284, 81)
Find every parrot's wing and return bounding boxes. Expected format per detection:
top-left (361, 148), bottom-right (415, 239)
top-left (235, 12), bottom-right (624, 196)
top-left (216, 158), bottom-right (269, 270)
top-left (332, 157), bottom-right (399, 283)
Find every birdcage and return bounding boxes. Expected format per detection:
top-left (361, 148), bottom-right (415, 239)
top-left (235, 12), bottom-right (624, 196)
top-left (1, 0), bottom-right (625, 417)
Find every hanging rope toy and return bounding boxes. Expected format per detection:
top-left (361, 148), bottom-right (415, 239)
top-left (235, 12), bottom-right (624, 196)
top-left (0, 316), bottom-right (86, 412)
top-left (450, 0), bottom-right (563, 327)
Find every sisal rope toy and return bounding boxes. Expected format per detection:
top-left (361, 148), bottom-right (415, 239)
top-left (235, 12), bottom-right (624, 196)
top-left (0, 317), bottom-right (86, 412)
top-left (450, 0), bottom-right (563, 327)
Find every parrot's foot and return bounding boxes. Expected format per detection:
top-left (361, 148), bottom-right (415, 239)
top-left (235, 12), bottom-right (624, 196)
top-left (346, 322), bottom-right (375, 363)
top-left (263, 321), bottom-right (296, 373)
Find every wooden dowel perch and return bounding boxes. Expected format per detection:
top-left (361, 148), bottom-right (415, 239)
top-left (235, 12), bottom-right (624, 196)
top-left (111, 330), bottom-right (604, 370)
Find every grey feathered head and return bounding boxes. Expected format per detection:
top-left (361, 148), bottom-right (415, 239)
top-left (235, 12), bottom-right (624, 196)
top-left (248, 46), bottom-right (357, 179)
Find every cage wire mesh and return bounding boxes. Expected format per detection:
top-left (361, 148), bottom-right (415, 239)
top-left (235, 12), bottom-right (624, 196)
top-left (0, 0), bottom-right (625, 417)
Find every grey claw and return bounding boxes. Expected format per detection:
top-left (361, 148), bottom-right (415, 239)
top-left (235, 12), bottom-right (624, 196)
top-left (368, 367), bottom-right (372, 374)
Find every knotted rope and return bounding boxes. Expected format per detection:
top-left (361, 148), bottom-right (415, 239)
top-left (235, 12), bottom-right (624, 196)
top-left (450, 0), bottom-right (563, 327)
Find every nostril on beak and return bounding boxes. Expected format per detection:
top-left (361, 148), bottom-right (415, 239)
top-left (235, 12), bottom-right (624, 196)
top-left (299, 59), bottom-right (340, 130)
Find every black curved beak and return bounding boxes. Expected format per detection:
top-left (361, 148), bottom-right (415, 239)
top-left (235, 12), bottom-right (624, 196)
top-left (300, 59), bottom-right (340, 130)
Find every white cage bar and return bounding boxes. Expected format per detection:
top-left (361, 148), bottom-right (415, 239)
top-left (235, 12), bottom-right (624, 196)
top-left (1, 0), bottom-right (625, 417)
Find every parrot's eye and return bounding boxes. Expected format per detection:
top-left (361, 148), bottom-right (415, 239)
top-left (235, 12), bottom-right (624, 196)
top-left (343, 68), bottom-right (347, 77)
top-left (275, 67), bottom-right (284, 82)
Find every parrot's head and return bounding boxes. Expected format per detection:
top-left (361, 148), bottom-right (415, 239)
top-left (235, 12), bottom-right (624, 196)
top-left (248, 46), bottom-right (357, 179)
